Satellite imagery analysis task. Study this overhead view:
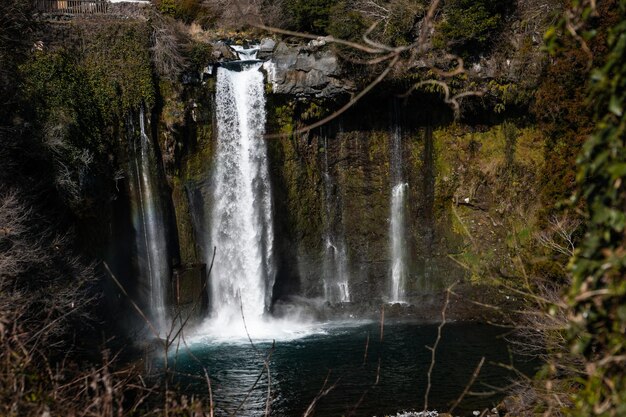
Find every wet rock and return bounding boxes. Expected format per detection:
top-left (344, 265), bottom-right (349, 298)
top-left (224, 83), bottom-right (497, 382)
top-left (257, 37), bottom-right (276, 59)
top-left (212, 41), bottom-right (237, 61)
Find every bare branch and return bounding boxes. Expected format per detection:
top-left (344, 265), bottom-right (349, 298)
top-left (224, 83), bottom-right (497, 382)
top-left (448, 357), bottom-right (485, 414)
top-left (423, 282), bottom-right (457, 412)
top-left (265, 54), bottom-right (401, 139)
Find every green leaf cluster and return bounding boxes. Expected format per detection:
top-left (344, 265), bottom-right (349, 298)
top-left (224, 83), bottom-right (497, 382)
top-left (21, 51), bottom-right (103, 152)
top-left (18, 23), bottom-right (157, 215)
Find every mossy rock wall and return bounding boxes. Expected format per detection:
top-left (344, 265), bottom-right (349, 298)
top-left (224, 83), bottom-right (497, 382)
top-left (158, 78), bottom-right (216, 267)
top-left (264, 96), bottom-right (547, 303)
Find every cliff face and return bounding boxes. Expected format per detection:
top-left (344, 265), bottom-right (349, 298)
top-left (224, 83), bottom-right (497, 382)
top-left (26, 5), bottom-right (552, 314)
top-left (263, 96), bottom-right (545, 303)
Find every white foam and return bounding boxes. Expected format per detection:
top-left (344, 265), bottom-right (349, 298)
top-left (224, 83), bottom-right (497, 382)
top-left (189, 315), bottom-right (328, 345)
top-left (186, 313), bottom-right (374, 345)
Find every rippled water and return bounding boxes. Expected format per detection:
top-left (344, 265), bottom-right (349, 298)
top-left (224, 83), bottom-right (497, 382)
top-left (166, 321), bottom-right (536, 416)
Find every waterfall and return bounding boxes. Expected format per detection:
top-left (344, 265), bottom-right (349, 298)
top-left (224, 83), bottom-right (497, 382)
top-left (389, 126), bottom-right (408, 302)
top-left (322, 136), bottom-right (351, 303)
top-left (128, 106), bottom-right (169, 335)
top-left (208, 61), bottom-right (275, 326)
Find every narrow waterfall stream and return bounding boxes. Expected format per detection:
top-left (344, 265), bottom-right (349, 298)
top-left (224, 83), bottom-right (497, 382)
top-left (128, 106), bottom-right (169, 334)
top-left (321, 136), bottom-right (351, 303)
top-left (389, 126), bottom-right (408, 302)
top-left (207, 56), bottom-right (276, 334)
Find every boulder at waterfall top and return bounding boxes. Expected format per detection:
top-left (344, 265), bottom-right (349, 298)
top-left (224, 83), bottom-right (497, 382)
top-left (266, 41), bottom-right (356, 98)
top-left (211, 39), bottom-right (356, 99)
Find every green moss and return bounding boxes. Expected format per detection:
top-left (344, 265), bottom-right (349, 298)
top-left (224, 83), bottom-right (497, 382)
top-left (429, 123), bottom-right (546, 286)
top-left (19, 50), bottom-right (111, 214)
top-left (82, 23), bottom-right (155, 124)
top-left (187, 41), bottom-right (214, 71)
top-left (21, 51), bottom-right (104, 153)
top-left (180, 124), bottom-right (213, 182)
top-left (160, 80), bottom-right (186, 129)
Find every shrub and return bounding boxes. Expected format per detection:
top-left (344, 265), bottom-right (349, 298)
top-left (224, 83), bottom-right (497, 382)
top-left (283, 0), bottom-right (338, 33)
top-left (157, 0), bottom-right (221, 27)
top-left (327, 0), bottom-right (367, 43)
top-left (434, 0), bottom-right (512, 57)
top-left (328, 0), bottom-right (426, 46)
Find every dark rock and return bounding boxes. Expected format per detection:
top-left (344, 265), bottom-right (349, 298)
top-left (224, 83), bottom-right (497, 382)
top-left (181, 71), bottom-right (201, 85)
top-left (170, 264), bottom-right (208, 323)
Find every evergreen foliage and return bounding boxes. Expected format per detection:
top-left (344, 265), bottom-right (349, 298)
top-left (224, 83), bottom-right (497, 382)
top-left (283, 0), bottom-right (337, 33)
top-left (567, 1), bottom-right (626, 414)
top-left (434, 0), bottom-right (511, 56)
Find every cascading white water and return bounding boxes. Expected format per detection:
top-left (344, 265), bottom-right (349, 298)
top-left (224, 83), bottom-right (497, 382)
top-left (230, 45), bottom-right (259, 60)
top-left (208, 61), bottom-right (275, 329)
top-left (389, 126), bottom-right (408, 302)
top-left (322, 136), bottom-right (351, 303)
top-left (390, 183), bottom-right (408, 302)
top-left (322, 237), bottom-right (351, 303)
top-left (129, 106), bottom-right (169, 334)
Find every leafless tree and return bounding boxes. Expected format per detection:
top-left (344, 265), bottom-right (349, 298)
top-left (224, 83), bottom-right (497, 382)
top-left (536, 214), bottom-right (581, 258)
top-left (151, 14), bottom-right (188, 81)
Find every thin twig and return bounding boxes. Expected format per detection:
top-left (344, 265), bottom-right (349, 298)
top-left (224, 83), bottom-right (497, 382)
top-left (265, 54), bottom-right (401, 139)
top-left (423, 282), bottom-right (457, 412)
top-left (102, 262), bottom-right (163, 346)
top-left (448, 356), bottom-right (485, 414)
top-left (302, 370), bottom-right (340, 417)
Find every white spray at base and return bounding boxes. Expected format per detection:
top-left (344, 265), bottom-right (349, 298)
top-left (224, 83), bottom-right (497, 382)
top-left (389, 126), bottom-right (409, 303)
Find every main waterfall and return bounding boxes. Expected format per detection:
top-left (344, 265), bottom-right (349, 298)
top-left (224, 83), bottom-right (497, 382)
top-left (207, 60), bottom-right (275, 331)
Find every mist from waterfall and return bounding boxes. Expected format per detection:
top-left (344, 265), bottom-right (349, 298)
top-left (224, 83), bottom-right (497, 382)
top-left (321, 136), bottom-right (351, 303)
top-left (128, 106), bottom-right (169, 335)
top-left (390, 126), bottom-right (408, 302)
top-left (205, 62), bottom-right (275, 335)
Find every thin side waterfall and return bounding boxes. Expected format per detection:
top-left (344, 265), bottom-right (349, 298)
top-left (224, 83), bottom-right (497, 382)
top-left (128, 106), bottom-right (169, 335)
top-left (390, 126), bottom-right (408, 302)
top-left (321, 136), bottom-right (351, 303)
top-left (208, 61), bottom-right (275, 328)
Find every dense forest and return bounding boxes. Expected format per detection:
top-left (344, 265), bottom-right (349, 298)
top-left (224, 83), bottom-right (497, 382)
top-left (1, 0), bottom-right (625, 416)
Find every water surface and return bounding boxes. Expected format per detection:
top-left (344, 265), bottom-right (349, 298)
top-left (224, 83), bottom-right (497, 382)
top-left (167, 321), bottom-right (536, 416)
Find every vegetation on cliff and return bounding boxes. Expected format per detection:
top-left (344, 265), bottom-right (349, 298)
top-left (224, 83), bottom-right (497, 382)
top-left (1, 0), bottom-right (626, 415)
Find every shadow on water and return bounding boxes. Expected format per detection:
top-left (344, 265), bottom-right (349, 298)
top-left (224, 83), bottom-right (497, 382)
top-left (163, 321), bottom-right (538, 416)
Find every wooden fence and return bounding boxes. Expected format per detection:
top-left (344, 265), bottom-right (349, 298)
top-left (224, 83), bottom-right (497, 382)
top-left (34, 0), bottom-right (110, 14)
